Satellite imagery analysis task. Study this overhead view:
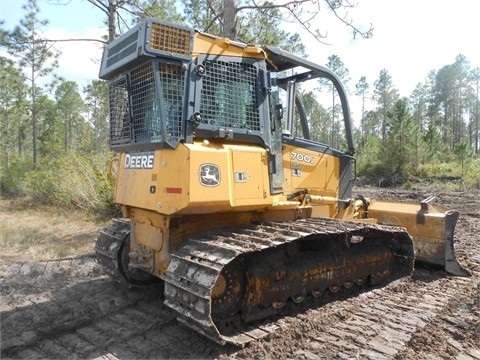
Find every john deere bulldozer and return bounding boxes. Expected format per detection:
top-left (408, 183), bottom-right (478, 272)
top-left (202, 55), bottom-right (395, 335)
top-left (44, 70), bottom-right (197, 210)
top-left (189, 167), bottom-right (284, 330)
top-left (95, 18), bottom-right (469, 346)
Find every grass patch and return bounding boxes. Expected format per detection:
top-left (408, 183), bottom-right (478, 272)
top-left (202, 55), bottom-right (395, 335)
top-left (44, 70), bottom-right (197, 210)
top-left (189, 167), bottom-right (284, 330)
top-left (0, 199), bottom-right (107, 264)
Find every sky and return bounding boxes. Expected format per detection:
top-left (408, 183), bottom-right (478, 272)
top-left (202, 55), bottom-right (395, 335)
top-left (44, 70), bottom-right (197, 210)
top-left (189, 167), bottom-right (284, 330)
top-left (0, 0), bottom-right (106, 88)
top-left (305, 0), bottom-right (480, 95)
top-left (1, 0), bottom-right (479, 120)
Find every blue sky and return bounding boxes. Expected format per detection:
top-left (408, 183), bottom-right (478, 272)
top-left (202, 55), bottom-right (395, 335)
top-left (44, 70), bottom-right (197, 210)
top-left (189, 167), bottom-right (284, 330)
top-left (1, 0), bottom-right (107, 89)
top-left (1, 0), bottom-right (103, 32)
top-left (1, 0), bottom-right (479, 120)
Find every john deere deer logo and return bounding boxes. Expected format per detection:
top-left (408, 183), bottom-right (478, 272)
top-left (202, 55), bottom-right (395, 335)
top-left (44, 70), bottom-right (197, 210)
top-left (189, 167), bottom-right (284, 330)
top-left (199, 164), bottom-right (221, 187)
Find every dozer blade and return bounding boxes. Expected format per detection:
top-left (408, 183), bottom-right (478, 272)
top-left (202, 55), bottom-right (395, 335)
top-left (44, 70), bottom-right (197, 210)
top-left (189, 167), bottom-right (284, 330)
top-left (367, 196), bottom-right (470, 276)
top-left (163, 218), bottom-right (414, 347)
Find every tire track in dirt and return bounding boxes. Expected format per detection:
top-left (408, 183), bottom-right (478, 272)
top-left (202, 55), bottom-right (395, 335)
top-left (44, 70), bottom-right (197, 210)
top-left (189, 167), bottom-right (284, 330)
top-left (0, 256), bottom-right (227, 359)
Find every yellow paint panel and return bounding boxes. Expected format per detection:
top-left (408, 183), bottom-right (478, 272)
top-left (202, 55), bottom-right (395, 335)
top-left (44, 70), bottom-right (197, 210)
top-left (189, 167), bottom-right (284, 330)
top-left (187, 143), bottom-right (231, 212)
top-left (282, 144), bottom-right (339, 196)
top-left (231, 149), bottom-right (268, 205)
top-left (131, 212), bottom-right (164, 251)
top-left (115, 141), bottom-right (281, 216)
top-left (368, 200), bottom-right (447, 240)
top-left (115, 153), bottom-right (159, 211)
top-left (115, 147), bottom-right (191, 215)
top-left (193, 32), bottom-right (267, 60)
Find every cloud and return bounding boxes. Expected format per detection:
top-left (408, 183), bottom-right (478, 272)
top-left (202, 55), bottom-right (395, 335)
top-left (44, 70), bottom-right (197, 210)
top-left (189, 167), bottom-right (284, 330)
top-left (45, 26), bottom-right (106, 87)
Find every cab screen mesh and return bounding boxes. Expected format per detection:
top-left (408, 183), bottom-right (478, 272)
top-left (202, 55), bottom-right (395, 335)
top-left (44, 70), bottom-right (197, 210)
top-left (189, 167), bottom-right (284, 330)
top-left (109, 77), bottom-right (130, 144)
top-left (109, 61), bottom-right (185, 147)
top-left (130, 62), bottom-right (160, 143)
top-left (158, 62), bottom-right (184, 141)
top-left (200, 60), bottom-right (260, 131)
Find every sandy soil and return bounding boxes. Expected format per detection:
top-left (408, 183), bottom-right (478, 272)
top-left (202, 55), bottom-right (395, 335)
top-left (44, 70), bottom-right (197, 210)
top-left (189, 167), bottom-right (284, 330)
top-left (0, 186), bottom-right (479, 359)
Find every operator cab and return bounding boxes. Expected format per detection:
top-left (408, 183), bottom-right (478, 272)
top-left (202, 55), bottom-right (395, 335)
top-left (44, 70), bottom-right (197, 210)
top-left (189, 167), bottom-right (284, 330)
top-left (100, 18), bottom-right (355, 198)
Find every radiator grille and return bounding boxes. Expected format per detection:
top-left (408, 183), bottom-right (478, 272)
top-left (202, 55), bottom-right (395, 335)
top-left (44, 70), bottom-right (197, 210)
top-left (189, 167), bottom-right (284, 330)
top-left (200, 60), bottom-right (260, 131)
top-left (109, 78), bottom-right (131, 144)
top-left (150, 22), bottom-right (191, 57)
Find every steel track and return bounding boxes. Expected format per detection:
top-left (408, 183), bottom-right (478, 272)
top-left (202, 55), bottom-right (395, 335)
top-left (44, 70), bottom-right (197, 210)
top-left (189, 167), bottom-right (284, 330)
top-left (163, 217), bottom-right (414, 346)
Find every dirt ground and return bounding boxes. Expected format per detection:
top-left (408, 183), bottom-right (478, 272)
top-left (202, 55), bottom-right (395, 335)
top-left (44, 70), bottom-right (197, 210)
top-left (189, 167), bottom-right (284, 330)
top-left (0, 199), bottom-right (105, 264)
top-left (0, 185), bottom-right (479, 359)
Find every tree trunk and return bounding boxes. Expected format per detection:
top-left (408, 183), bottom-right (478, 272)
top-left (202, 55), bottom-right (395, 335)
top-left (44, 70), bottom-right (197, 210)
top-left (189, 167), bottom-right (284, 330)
top-left (108, 0), bottom-right (117, 42)
top-left (476, 77), bottom-right (479, 154)
top-left (32, 68), bottom-right (37, 167)
top-left (222, 0), bottom-right (237, 39)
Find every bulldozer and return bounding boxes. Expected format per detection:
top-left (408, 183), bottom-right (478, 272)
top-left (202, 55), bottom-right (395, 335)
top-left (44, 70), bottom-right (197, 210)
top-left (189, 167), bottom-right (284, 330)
top-left (95, 18), bottom-right (469, 346)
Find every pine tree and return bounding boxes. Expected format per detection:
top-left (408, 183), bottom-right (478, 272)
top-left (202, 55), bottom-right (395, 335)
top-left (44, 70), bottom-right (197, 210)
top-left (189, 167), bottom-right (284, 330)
top-left (0, 57), bottom-right (29, 172)
top-left (84, 80), bottom-right (109, 152)
top-left (373, 69), bottom-right (399, 143)
top-left (383, 98), bottom-right (422, 175)
top-left (1, 0), bottom-right (60, 166)
top-left (318, 54), bottom-right (350, 148)
top-left (55, 81), bottom-right (87, 153)
top-left (355, 76), bottom-right (369, 147)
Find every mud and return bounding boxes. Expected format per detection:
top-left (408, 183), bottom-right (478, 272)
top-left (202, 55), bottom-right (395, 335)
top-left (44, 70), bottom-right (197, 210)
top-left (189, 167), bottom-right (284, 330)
top-left (1, 186), bottom-right (479, 359)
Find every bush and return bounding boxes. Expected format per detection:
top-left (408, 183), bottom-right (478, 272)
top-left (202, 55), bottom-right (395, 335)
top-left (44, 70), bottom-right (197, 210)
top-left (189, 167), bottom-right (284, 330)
top-left (463, 158), bottom-right (480, 189)
top-left (0, 155), bottom-right (32, 197)
top-left (417, 158), bottom-right (480, 190)
top-left (1, 152), bottom-right (119, 218)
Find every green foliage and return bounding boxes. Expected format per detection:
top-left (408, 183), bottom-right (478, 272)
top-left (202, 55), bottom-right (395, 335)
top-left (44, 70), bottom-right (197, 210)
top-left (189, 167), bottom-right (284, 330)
top-left (463, 158), bottom-right (480, 189)
top-left (139, 0), bottom-right (186, 23)
top-left (36, 94), bottom-right (62, 157)
top-left (418, 162), bottom-right (460, 178)
top-left (55, 81), bottom-right (88, 153)
top-left (0, 155), bottom-right (32, 196)
top-left (373, 69), bottom-right (400, 143)
top-left (295, 90), bottom-right (330, 143)
top-left (355, 134), bottom-right (385, 177)
top-left (382, 98), bottom-right (421, 175)
top-left (418, 157), bottom-right (480, 190)
top-left (0, 152), bottom-right (117, 217)
top-left (235, 2), bottom-right (305, 55)
top-left (0, 56), bottom-right (30, 172)
top-left (317, 55), bottom-right (350, 149)
top-left (83, 80), bottom-right (109, 152)
top-left (1, 0), bottom-right (61, 165)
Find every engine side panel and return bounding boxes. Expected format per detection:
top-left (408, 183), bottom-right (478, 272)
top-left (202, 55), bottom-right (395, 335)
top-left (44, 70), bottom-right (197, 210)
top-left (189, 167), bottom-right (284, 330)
top-left (115, 142), bottom-right (279, 216)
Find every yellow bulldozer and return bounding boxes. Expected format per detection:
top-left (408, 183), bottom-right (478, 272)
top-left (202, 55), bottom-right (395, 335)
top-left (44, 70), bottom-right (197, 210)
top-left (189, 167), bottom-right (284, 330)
top-left (95, 18), bottom-right (469, 346)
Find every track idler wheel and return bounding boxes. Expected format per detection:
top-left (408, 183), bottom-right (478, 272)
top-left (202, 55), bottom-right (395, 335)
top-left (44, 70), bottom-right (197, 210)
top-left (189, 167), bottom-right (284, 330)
top-left (355, 278), bottom-right (365, 285)
top-left (370, 269), bottom-right (390, 286)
